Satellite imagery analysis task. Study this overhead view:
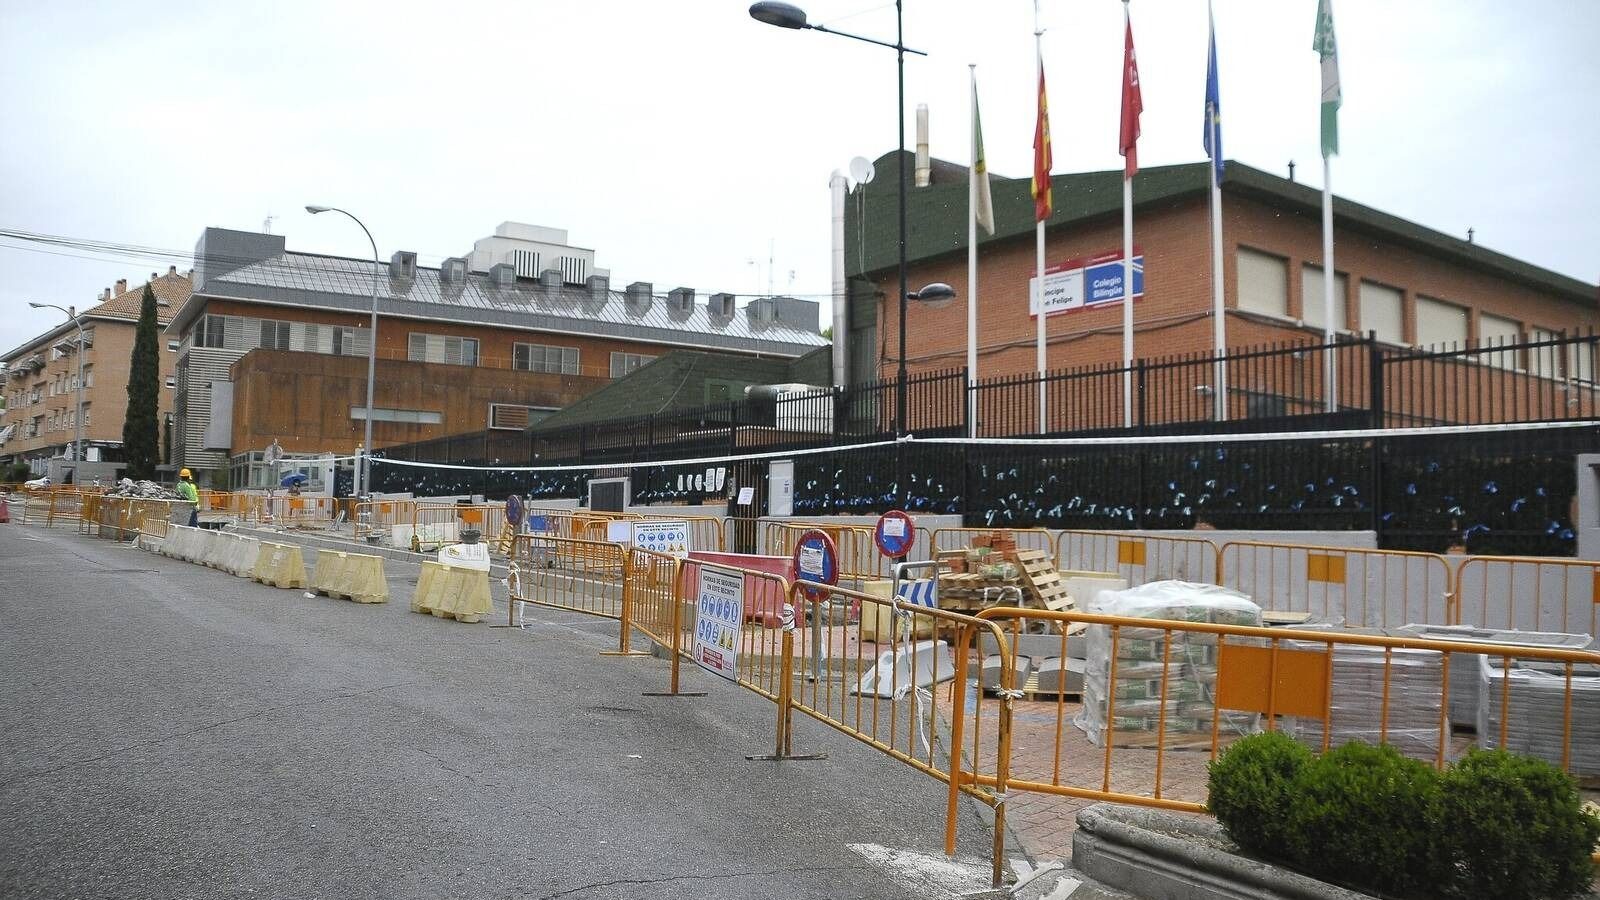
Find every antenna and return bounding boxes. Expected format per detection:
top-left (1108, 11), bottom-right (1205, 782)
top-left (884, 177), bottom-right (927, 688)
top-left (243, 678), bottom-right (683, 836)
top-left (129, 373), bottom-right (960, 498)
top-left (768, 238), bottom-right (775, 298)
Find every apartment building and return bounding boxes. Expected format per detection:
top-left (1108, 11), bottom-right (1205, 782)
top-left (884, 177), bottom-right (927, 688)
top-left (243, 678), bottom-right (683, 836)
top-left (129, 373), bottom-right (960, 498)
top-left (167, 224), bottom-right (826, 484)
top-left (0, 269), bottom-right (191, 476)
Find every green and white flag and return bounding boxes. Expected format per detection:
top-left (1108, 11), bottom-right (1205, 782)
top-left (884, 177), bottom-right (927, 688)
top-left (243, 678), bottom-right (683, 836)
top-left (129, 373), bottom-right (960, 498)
top-left (1313, 0), bottom-right (1341, 157)
top-left (971, 74), bottom-right (994, 235)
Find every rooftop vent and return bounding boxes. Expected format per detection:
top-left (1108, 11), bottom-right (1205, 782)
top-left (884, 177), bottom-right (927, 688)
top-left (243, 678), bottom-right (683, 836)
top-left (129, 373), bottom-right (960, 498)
top-left (707, 292), bottom-right (736, 323)
top-left (488, 263), bottom-right (516, 287)
top-left (747, 297), bottom-right (778, 330)
top-left (390, 251), bottom-right (417, 280)
top-left (586, 274), bottom-right (610, 302)
top-left (540, 269), bottom-right (563, 289)
top-left (666, 287), bottom-right (695, 317)
top-left (441, 257), bottom-right (468, 284)
top-left (624, 282), bottom-right (653, 316)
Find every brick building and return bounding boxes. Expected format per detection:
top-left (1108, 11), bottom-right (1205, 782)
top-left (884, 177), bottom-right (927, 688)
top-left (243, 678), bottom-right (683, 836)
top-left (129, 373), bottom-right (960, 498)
top-left (1, 269), bottom-right (190, 477)
top-left (168, 225), bottom-right (826, 485)
top-left (845, 153), bottom-right (1598, 394)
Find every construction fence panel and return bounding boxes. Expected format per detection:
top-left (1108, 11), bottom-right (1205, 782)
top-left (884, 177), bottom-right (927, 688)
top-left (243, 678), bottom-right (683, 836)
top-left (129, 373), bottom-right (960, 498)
top-left (1055, 530), bottom-right (1220, 586)
top-left (632, 514), bottom-right (725, 554)
top-left (966, 606), bottom-right (1600, 831)
top-left (1454, 556), bottom-right (1600, 635)
top-left (507, 535), bottom-right (626, 623)
top-left (762, 522), bottom-right (887, 582)
top-left (1218, 541), bottom-right (1453, 628)
top-left (354, 499), bottom-right (417, 537)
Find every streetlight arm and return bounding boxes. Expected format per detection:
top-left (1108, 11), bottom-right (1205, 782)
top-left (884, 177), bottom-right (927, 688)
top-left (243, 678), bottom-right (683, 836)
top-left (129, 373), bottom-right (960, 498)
top-left (305, 204), bottom-right (380, 497)
top-left (809, 23), bottom-right (927, 56)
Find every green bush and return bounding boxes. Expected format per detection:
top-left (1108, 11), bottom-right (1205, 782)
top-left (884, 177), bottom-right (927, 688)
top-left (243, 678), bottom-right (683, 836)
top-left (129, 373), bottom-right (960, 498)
top-left (1284, 741), bottom-right (1444, 897)
top-left (1207, 738), bottom-right (1600, 899)
top-left (1207, 732), bottom-right (1313, 856)
top-left (1435, 749), bottom-right (1600, 900)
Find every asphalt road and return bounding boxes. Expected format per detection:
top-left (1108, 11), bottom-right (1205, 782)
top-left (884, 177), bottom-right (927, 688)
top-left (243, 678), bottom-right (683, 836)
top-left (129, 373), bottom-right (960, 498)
top-left (0, 524), bottom-right (995, 899)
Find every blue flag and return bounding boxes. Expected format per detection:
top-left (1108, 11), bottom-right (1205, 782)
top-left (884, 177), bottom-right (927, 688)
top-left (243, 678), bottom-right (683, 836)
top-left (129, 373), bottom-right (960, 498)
top-left (1202, 7), bottom-right (1223, 185)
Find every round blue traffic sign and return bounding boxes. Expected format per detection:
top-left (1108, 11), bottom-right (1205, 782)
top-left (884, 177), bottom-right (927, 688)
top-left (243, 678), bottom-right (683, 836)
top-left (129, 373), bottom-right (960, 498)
top-left (874, 510), bottom-right (916, 559)
top-left (506, 494), bottom-right (524, 527)
top-left (792, 529), bottom-right (839, 601)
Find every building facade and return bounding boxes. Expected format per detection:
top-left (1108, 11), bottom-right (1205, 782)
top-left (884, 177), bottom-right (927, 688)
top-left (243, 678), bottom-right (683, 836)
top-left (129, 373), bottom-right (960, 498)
top-left (1, 269), bottom-right (190, 475)
top-left (847, 153), bottom-right (1598, 391)
top-left (167, 225), bottom-right (827, 484)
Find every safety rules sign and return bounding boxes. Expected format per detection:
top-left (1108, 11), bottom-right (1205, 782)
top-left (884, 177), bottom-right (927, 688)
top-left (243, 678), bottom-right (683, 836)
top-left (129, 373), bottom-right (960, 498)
top-left (693, 567), bottom-right (744, 680)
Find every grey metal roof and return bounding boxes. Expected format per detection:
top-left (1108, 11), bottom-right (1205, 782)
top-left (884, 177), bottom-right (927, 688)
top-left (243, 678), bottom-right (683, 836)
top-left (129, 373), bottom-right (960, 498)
top-left (171, 251), bottom-right (828, 355)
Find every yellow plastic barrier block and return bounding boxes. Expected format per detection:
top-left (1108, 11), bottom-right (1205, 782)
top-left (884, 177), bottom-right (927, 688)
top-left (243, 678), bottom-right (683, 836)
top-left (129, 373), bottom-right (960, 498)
top-left (252, 542), bottom-right (308, 590)
top-left (329, 551), bottom-right (388, 604)
top-left (410, 560), bottom-right (492, 623)
top-left (227, 535), bottom-right (260, 578)
top-left (310, 550), bottom-right (349, 598)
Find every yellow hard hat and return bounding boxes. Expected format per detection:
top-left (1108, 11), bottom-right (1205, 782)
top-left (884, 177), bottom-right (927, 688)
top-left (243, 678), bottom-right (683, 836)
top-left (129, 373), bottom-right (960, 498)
top-left (179, 468), bottom-right (192, 479)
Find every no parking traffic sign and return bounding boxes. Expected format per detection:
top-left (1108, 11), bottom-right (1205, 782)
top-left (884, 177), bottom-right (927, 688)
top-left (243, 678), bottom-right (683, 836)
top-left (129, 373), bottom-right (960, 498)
top-left (792, 529), bottom-right (839, 601)
top-left (873, 510), bottom-right (915, 559)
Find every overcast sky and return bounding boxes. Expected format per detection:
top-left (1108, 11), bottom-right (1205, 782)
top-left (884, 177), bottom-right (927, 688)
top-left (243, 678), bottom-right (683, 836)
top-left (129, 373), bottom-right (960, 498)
top-left (2, 0), bottom-right (1596, 356)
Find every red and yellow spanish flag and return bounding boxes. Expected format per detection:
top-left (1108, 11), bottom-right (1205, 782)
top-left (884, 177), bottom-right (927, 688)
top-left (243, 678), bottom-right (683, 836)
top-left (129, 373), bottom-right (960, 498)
top-left (1031, 63), bottom-right (1053, 222)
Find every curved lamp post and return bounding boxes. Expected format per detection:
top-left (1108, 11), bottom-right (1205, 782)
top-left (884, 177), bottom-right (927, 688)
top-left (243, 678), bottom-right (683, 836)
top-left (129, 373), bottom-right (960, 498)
top-left (29, 302), bottom-right (84, 471)
top-left (305, 205), bottom-right (379, 497)
top-left (750, 2), bottom-right (953, 439)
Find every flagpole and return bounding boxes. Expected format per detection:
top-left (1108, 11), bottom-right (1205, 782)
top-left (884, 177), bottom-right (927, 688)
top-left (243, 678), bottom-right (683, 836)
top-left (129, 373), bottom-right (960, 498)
top-left (1315, 0), bottom-right (1340, 414)
top-left (1322, 157), bottom-right (1336, 412)
top-left (1034, 2), bottom-right (1047, 434)
top-left (1207, 0), bottom-right (1226, 422)
top-left (1121, 0), bottom-right (1134, 429)
top-left (968, 63), bottom-right (979, 438)
top-left (1210, 116), bottom-right (1226, 422)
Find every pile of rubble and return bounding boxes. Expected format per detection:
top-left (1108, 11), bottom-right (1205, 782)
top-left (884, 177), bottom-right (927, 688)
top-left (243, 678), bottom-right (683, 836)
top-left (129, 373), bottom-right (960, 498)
top-left (104, 478), bottom-right (182, 500)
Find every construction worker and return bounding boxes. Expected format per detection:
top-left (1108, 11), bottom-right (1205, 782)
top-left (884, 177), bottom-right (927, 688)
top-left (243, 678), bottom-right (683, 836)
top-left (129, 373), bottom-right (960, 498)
top-left (176, 468), bottom-right (199, 526)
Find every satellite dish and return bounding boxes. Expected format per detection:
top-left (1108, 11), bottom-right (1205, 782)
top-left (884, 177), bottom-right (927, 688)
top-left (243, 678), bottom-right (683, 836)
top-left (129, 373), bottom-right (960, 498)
top-left (849, 156), bottom-right (876, 186)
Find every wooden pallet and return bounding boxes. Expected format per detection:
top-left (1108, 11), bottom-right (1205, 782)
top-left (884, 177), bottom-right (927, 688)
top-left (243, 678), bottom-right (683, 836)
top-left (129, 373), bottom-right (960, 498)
top-left (1013, 549), bottom-right (1073, 612)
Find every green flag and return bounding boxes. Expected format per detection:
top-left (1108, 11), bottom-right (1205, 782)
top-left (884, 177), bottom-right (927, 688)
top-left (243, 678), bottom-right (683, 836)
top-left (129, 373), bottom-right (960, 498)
top-left (1313, 0), bottom-right (1341, 157)
top-left (972, 76), bottom-right (994, 235)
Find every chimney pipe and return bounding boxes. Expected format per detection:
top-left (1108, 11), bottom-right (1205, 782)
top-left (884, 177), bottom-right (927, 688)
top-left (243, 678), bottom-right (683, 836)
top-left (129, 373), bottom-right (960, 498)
top-left (914, 104), bottom-right (931, 187)
top-left (168, 265), bottom-right (177, 275)
top-left (830, 169), bottom-right (848, 388)
top-left (115, 278), bottom-right (128, 295)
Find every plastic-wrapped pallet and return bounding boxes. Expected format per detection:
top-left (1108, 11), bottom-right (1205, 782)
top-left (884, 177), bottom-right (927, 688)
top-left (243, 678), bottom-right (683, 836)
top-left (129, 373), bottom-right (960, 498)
top-left (1478, 657), bottom-right (1600, 777)
top-left (1077, 581), bottom-right (1263, 748)
top-left (1285, 640), bottom-right (1448, 761)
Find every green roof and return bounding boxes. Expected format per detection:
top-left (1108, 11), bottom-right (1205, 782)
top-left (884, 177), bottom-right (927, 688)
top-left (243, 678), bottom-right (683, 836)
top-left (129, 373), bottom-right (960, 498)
top-left (848, 151), bottom-right (1596, 306)
top-left (533, 347), bottom-right (832, 431)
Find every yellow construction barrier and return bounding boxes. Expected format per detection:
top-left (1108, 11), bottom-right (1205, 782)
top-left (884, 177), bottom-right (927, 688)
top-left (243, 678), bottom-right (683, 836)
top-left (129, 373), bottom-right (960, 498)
top-left (224, 534), bottom-right (260, 577)
top-left (252, 542), bottom-right (308, 589)
top-left (310, 550), bottom-right (388, 604)
top-left (410, 561), bottom-right (494, 623)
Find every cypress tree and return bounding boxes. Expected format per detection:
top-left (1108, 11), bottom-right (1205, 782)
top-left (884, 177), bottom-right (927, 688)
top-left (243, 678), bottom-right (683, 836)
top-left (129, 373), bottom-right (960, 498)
top-left (122, 284), bottom-right (160, 479)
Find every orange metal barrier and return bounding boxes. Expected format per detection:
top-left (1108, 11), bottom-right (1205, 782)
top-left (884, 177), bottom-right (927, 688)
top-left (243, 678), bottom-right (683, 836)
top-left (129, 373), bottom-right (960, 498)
top-left (632, 514), bottom-right (725, 553)
top-left (964, 606), bottom-right (1600, 831)
top-left (353, 499), bottom-right (417, 537)
top-left (413, 502), bottom-right (508, 550)
top-left (763, 521), bottom-right (887, 580)
top-left (507, 535), bottom-right (626, 620)
top-left (1218, 541), bottom-right (1454, 627)
top-left (1454, 556), bottom-right (1600, 634)
top-left (1055, 530), bottom-right (1220, 585)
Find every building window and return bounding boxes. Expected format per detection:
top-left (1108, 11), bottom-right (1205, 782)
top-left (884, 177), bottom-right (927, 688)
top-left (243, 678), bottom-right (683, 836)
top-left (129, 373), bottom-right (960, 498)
top-left (407, 333), bottom-right (479, 366)
top-left (165, 376), bottom-right (176, 389)
top-left (82, 365), bottom-right (92, 388)
top-left (348, 406), bottom-right (444, 424)
top-left (1416, 296), bottom-right (1468, 348)
top-left (1572, 341), bottom-right (1597, 384)
top-left (332, 326), bottom-right (355, 356)
top-left (199, 315), bottom-right (227, 348)
top-left (81, 404), bottom-right (89, 426)
top-left (167, 339), bottom-right (180, 352)
top-left (1300, 264), bottom-right (1348, 332)
top-left (1478, 312), bottom-right (1521, 370)
top-left (1236, 248), bottom-right (1288, 318)
top-left (1359, 281), bottom-right (1405, 345)
top-left (1530, 328), bottom-right (1560, 378)
top-left (513, 342), bottom-right (580, 374)
top-left (488, 403), bottom-right (555, 430)
top-left (609, 352), bottom-right (657, 378)
top-left (259, 319), bottom-right (291, 351)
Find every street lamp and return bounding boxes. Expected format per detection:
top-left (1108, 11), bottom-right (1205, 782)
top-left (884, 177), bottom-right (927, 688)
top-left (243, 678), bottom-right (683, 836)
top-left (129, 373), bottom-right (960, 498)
top-left (305, 205), bottom-right (379, 498)
top-left (29, 302), bottom-right (84, 473)
top-left (749, 1), bottom-right (939, 438)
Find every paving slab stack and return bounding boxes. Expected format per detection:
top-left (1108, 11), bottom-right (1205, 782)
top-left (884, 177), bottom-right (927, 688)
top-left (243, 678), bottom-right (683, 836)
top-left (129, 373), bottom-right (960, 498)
top-left (1285, 641), bottom-right (1448, 761)
top-left (1078, 581), bottom-right (1262, 748)
top-left (1478, 658), bottom-right (1600, 777)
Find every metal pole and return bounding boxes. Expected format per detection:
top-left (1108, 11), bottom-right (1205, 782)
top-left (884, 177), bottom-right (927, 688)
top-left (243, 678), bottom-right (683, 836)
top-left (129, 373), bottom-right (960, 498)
top-left (1322, 155), bottom-right (1336, 412)
top-left (1209, 108), bottom-right (1227, 422)
top-left (1034, 2), bottom-right (1047, 434)
top-left (895, 0), bottom-right (908, 438)
top-left (72, 310), bottom-right (84, 468)
top-left (1121, 0), bottom-right (1134, 429)
top-left (967, 64), bottom-right (979, 439)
